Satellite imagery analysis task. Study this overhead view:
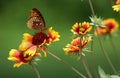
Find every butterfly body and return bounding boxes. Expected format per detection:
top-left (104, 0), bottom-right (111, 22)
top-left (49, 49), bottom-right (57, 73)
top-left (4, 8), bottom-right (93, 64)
top-left (27, 8), bottom-right (47, 31)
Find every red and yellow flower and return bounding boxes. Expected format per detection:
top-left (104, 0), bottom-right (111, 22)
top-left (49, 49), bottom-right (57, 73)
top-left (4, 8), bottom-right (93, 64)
top-left (8, 33), bottom-right (41, 67)
top-left (96, 18), bottom-right (119, 35)
top-left (8, 46), bottom-right (41, 67)
top-left (63, 37), bottom-right (91, 55)
top-left (71, 22), bottom-right (92, 35)
top-left (112, 0), bottom-right (120, 12)
top-left (8, 27), bottom-right (60, 67)
top-left (46, 27), bottom-right (60, 45)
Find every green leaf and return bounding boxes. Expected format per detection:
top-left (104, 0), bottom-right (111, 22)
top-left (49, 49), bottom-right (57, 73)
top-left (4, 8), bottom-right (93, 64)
top-left (110, 75), bottom-right (120, 78)
top-left (98, 66), bottom-right (110, 78)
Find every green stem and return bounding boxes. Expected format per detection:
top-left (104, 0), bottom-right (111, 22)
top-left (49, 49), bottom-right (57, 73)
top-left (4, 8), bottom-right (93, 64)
top-left (30, 63), bottom-right (40, 78)
top-left (80, 54), bottom-right (93, 78)
top-left (96, 29), bottom-right (117, 74)
top-left (80, 37), bottom-right (92, 78)
top-left (90, 42), bottom-right (99, 78)
top-left (90, 22), bottom-right (99, 78)
top-left (87, 1), bottom-right (99, 77)
top-left (88, 0), bottom-right (116, 76)
top-left (90, 52), bottom-right (99, 78)
top-left (109, 35), bottom-right (120, 62)
top-left (90, 27), bottom-right (99, 78)
top-left (107, 0), bottom-right (114, 5)
top-left (88, 0), bottom-right (95, 16)
top-left (47, 50), bottom-right (87, 78)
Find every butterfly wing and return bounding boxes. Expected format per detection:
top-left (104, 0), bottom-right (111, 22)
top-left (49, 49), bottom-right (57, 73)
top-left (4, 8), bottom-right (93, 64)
top-left (27, 8), bottom-right (46, 31)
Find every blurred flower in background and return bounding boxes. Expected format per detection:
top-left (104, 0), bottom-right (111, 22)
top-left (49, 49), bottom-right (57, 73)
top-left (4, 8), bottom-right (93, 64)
top-left (112, 0), bottom-right (120, 12)
top-left (96, 18), bottom-right (119, 35)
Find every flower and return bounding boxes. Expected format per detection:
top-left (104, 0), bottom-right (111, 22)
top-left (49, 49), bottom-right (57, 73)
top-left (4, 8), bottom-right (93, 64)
top-left (46, 27), bottom-right (60, 45)
top-left (32, 32), bottom-right (48, 45)
top-left (20, 33), bottom-right (47, 56)
top-left (8, 27), bottom-right (60, 67)
top-left (63, 37), bottom-right (91, 55)
top-left (96, 18), bottom-right (119, 35)
top-left (23, 27), bottom-right (60, 55)
top-left (116, 0), bottom-right (120, 4)
top-left (71, 22), bottom-right (92, 35)
top-left (8, 27), bottom-right (60, 66)
top-left (32, 27), bottom-right (60, 46)
top-left (112, 0), bottom-right (120, 12)
top-left (8, 33), bottom-right (42, 67)
top-left (112, 5), bottom-right (120, 12)
top-left (8, 45), bottom-right (41, 67)
top-left (19, 33), bottom-right (33, 51)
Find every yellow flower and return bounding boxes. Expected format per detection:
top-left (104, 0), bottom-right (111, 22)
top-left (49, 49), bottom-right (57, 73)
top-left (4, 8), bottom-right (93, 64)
top-left (63, 37), bottom-right (91, 55)
top-left (96, 18), bottom-right (119, 35)
top-left (8, 26), bottom-right (60, 67)
top-left (71, 22), bottom-right (92, 35)
top-left (8, 46), bottom-right (41, 67)
top-left (112, 4), bottom-right (120, 12)
top-left (20, 33), bottom-right (47, 56)
top-left (32, 27), bottom-right (60, 46)
top-left (19, 33), bottom-right (33, 51)
top-left (8, 27), bottom-right (60, 66)
top-left (46, 27), bottom-right (60, 45)
top-left (116, 0), bottom-right (120, 4)
top-left (112, 0), bottom-right (120, 12)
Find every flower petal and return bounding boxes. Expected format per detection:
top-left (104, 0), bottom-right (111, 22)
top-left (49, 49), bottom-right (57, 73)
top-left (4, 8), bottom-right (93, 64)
top-left (14, 62), bottom-right (28, 67)
top-left (19, 33), bottom-right (33, 51)
top-left (23, 46), bottom-right (37, 60)
top-left (46, 27), bottom-right (60, 45)
top-left (8, 49), bottom-right (21, 61)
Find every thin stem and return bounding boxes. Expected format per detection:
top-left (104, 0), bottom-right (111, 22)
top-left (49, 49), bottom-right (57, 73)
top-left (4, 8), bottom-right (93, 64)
top-left (90, 52), bottom-right (99, 78)
top-left (90, 25), bottom-right (99, 78)
top-left (29, 63), bottom-right (40, 78)
top-left (87, 1), bottom-right (99, 77)
top-left (47, 50), bottom-right (87, 78)
top-left (96, 29), bottom-right (117, 74)
top-left (90, 28), bottom-right (99, 78)
top-left (109, 35), bottom-right (120, 62)
top-left (80, 54), bottom-right (93, 78)
top-left (88, 0), bottom-right (95, 16)
top-left (107, 0), bottom-right (114, 5)
top-left (88, 0), bottom-right (117, 75)
top-left (80, 37), bottom-right (92, 78)
top-left (90, 42), bottom-right (99, 78)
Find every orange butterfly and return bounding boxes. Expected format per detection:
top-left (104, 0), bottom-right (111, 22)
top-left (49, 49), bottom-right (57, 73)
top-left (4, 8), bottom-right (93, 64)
top-left (27, 8), bottom-right (47, 31)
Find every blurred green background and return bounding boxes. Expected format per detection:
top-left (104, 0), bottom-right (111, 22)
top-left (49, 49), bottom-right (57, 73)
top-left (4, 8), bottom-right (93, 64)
top-left (0, 0), bottom-right (120, 78)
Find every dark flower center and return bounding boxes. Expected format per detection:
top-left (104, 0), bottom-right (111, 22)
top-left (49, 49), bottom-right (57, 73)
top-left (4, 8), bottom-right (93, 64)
top-left (32, 32), bottom-right (48, 45)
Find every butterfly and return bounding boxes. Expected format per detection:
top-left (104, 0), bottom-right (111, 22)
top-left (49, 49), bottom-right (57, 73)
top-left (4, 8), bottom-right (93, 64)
top-left (27, 8), bottom-right (47, 31)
